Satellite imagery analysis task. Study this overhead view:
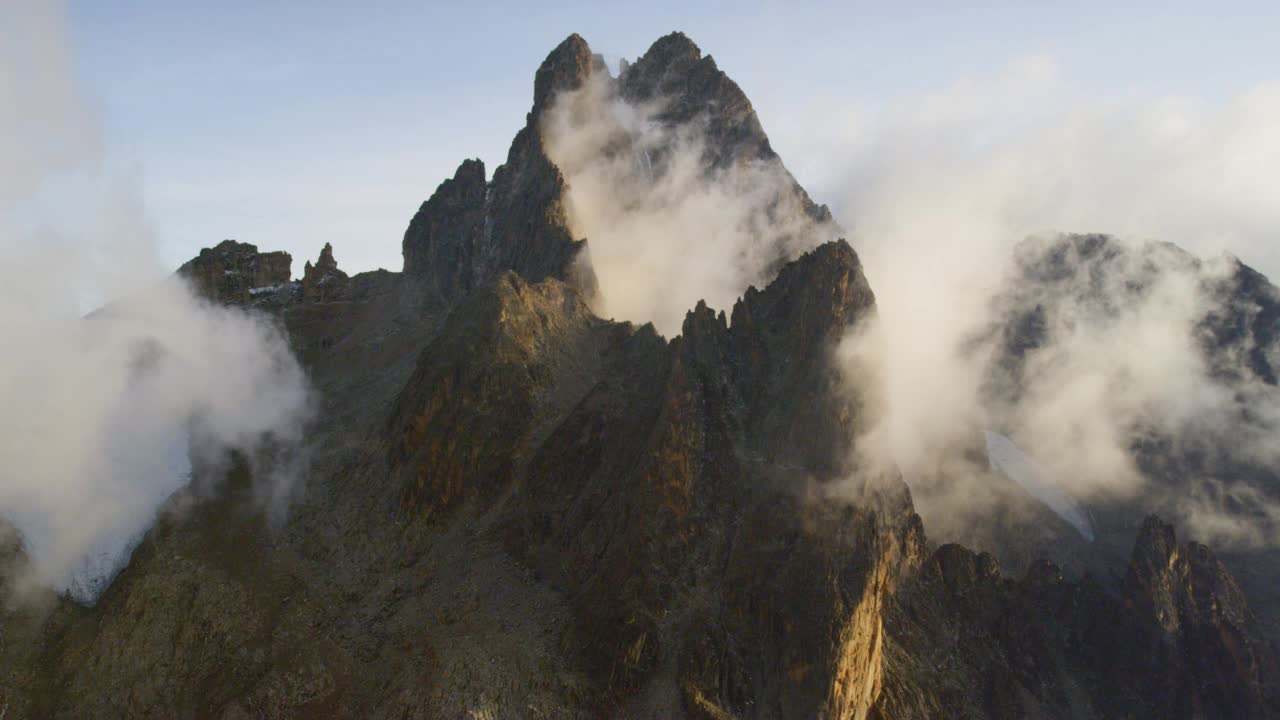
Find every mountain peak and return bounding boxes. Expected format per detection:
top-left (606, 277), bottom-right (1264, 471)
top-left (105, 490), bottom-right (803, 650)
top-left (618, 30), bottom-right (765, 168)
top-left (533, 33), bottom-right (600, 115)
top-left (316, 242), bottom-right (337, 272)
top-left (401, 157), bottom-right (487, 293)
top-left (302, 242), bottom-right (349, 302)
top-left (633, 31), bottom-right (703, 74)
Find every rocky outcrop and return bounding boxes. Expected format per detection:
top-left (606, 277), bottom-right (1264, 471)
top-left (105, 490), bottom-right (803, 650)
top-left (726, 241), bottom-right (880, 476)
top-left (302, 243), bottom-right (349, 302)
top-left (399, 158), bottom-right (486, 295)
top-left (1200, 253), bottom-right (1280, 385)
top-left (177, 239), bottom-right (293, 305)
top-left (617, 32), bottom-right (832, 225)
top-left (873, 515), bottom-right (1280, 719)
top-left (401, 36), bottom-right (599, 301)
top-left (400, 31), bottom-right (832, 308)
top-left (620, 32), bottom-right (768, 167)
top-left (384, 239), bottom-right (914, 716)
top-left (1123, 517), bottom-right (1280, 717)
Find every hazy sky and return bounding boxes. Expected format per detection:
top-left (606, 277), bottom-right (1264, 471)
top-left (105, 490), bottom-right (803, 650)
top-left (63, 1), bottom-right (1280, 275)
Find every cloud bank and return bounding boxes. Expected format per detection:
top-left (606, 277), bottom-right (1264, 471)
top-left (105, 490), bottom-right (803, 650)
top-left (0, 2), bottom-right (312, 603)
top-left (807, 59), bottom-right (1280, 551)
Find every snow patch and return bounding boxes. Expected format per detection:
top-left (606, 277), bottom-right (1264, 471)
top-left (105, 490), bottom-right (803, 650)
top-left (984, 430), bottom-right (1096, 541)
top-left (4, 427), bottom-right (190, 606)
top-left (249, 283), bottom-right (284, 296)
top-left (62, 525), bottom-right (151, 604)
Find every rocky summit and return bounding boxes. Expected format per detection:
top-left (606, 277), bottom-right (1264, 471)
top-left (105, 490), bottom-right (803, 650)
top-left (1, 32), bottom-right (1278, 719)
top-left (177, 239), bottom-right (294, 305)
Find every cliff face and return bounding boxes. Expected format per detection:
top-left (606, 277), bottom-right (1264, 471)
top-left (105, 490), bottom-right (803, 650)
top-left (874, 517), bottom-right (1280, 719)
top-left (617, 31), bottom-right (830, 227)
top-left (177, 239), bottom-right (294, 305)
top-left (400, 35), bottom-right (599, 301)
top-left (383, 239), bottom-right (912, 718)
top-left (1, 32), bottom-right (1277, 720)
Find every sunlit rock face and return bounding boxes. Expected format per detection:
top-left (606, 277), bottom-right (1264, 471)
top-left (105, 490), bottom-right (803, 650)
top-left (302, 243), bottom-right (350, 303)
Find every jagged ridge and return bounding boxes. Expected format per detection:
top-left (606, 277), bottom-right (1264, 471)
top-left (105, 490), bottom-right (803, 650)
top-left (0, 31), bottom-right (1275, 720)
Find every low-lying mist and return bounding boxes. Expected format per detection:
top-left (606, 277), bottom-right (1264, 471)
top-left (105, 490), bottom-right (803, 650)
top-left (0, 3), bottom-right (313, 604)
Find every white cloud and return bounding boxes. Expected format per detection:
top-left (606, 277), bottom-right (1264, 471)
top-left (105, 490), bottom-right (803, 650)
top-left (0, 1), bottom-right (313, 603)
top-left (804, 57), bottom-right (1280, 548)
top-left (541, 71), bottom-right (836, 337)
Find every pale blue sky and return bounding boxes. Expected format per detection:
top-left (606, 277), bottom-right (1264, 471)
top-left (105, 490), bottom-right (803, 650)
top-left (63, 2), bottom-right (1280, 275)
